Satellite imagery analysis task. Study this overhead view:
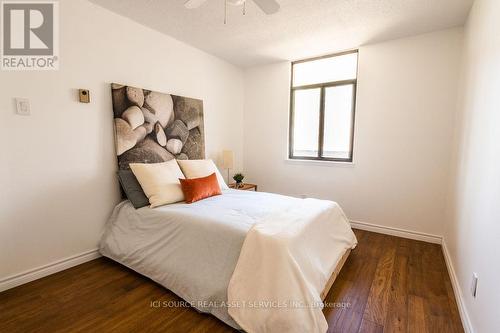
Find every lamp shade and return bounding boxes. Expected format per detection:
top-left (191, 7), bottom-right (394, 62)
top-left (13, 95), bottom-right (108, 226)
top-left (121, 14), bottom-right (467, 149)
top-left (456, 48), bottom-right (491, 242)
top-left (222, 150), bottom-right (234, 169)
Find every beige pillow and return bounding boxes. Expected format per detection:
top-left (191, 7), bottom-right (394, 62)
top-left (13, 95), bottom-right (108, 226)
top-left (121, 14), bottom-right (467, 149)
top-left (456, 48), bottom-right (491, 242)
top-left (129, 160), bottom-right (185, 208)
top-left (177, 159), bottom-right (229, 190)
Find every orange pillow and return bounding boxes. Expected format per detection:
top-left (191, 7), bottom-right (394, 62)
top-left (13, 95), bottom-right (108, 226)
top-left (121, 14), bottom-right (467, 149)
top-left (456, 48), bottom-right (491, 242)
top-left (179, 173), bottom-right (222, 203)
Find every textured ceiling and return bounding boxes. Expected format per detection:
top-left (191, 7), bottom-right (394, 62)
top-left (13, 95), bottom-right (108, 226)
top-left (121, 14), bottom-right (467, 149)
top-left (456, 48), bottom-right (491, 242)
top-left (89, 0), bottom-right (473, 67)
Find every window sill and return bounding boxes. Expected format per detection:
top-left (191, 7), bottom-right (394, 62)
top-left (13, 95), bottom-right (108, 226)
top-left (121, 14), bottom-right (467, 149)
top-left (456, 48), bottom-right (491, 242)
top-left (284, 158), bottom-right (355, 167)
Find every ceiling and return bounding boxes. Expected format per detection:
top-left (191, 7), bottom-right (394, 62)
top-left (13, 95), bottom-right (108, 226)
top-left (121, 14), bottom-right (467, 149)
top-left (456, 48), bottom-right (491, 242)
top-left (89, 0), bottom-right (473, 68)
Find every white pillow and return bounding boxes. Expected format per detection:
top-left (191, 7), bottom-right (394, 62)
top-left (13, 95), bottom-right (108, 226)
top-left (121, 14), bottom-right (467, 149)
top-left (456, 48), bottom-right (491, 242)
top-left (129, 160), bottom-right (185, 208)
top-left (177, 159), bottom-right (229, 190)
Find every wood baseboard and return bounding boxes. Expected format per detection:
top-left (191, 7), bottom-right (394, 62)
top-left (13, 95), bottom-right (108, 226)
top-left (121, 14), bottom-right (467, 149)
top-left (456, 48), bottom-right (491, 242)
top-left (441, 240), bottom-right (474, 333)
top-left (0, 249), bottom-right (101, 292)
top-left (349, 220), bottom-right (442, 244)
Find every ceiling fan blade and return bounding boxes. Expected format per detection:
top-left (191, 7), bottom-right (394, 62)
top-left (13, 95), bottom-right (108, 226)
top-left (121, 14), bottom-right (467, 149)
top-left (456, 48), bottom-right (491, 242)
top-left (252, 0), bottom-right (280, 14)
top-left (184, 0), bottom-right (208, 9)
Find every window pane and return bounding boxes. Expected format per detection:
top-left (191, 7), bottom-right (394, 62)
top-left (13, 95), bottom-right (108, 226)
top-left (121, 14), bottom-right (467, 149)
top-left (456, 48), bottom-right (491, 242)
top-left (293, 52), bottom-right (358, 87)
top-left (292, 88), bottom-right (320, 157)
top-left (323, 85), bottom-right (354, 159)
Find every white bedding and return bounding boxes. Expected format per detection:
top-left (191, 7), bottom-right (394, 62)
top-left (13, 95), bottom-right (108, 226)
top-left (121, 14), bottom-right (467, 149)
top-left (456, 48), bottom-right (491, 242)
top-left (100, 189), bottom-right (357, 332)
top-left (228, 197), bottom-right (357, 333)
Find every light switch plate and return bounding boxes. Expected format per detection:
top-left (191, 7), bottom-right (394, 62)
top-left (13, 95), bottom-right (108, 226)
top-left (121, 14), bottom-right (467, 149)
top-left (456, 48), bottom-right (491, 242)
top-left (15, 98), bottom-right (30, 116)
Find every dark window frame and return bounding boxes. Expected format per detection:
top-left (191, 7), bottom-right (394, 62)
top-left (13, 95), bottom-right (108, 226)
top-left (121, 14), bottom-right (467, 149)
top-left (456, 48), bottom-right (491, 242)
top-left (289, 50), bottom-right (358, 162)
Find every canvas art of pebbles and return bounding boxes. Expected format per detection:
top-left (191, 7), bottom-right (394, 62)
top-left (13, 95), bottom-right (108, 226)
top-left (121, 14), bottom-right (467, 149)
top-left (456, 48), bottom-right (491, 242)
top-left (111, 83), bottom-right (205, 169)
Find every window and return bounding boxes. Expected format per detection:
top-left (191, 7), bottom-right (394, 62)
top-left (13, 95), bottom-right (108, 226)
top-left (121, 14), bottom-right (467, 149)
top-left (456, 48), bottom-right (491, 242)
top-left (289, 50), bottom-right (358, 162)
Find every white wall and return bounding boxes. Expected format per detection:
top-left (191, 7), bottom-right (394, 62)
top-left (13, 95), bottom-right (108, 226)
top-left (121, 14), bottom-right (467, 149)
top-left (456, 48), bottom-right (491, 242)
top-left (0, 0), bottom-right (244, 280)
top-left (243, 28), bottom-right (462, 237)
top-left (444, 0), bottom-right (500, 331)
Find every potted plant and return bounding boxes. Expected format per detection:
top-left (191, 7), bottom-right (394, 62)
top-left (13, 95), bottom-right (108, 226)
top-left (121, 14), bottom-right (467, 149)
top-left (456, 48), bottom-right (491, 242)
top-left (233, 173), bottom-right (245, 188)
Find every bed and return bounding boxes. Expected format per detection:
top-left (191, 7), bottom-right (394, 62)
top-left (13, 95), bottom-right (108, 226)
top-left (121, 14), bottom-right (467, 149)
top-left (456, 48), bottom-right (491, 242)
top-left (100, 189), bottom-right (357, 332)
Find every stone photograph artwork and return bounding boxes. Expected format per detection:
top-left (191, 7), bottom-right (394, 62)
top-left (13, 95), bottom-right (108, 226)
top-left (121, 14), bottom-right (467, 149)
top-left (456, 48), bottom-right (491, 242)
top-left (111, 83), bottom-right (205, 169)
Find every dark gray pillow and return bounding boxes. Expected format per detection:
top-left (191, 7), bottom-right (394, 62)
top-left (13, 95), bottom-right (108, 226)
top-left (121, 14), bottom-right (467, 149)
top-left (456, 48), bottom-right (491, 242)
top-left (118, 169), bottom-right (149, 209)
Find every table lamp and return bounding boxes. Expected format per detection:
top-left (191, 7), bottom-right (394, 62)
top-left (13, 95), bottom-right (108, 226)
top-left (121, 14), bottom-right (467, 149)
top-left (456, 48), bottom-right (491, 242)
top-left (222, 150), bottom-right (234, 184)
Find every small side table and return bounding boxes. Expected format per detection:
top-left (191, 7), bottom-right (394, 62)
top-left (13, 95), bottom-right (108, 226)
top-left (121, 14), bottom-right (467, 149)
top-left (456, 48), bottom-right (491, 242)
top-left (229, 183), bottom-right (258, 191)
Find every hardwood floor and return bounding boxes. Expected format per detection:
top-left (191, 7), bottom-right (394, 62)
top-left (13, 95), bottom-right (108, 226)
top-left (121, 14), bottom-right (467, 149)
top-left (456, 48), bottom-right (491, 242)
top-left (0, 229), bottom-right (463, 332)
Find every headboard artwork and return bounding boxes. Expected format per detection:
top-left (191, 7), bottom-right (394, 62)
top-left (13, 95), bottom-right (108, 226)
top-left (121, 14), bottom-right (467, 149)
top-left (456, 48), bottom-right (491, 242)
top-left (111, 83), bottom-right (205, 170)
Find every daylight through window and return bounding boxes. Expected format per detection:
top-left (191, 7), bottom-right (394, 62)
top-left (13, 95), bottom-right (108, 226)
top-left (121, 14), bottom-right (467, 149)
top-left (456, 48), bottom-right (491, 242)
top-left (289, 50), bottom-right (358, 162)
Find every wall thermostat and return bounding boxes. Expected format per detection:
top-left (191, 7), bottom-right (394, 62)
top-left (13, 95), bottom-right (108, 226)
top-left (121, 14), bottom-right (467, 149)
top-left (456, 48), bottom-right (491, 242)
top-left (79, 89), bottom-right (90, 103)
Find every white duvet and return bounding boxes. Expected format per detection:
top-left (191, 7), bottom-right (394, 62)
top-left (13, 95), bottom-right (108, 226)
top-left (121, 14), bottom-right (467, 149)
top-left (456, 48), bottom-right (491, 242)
top-left (228, 197), bottom-right (357, 333)
top-left (100, 190), bottom-right (357, 332)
